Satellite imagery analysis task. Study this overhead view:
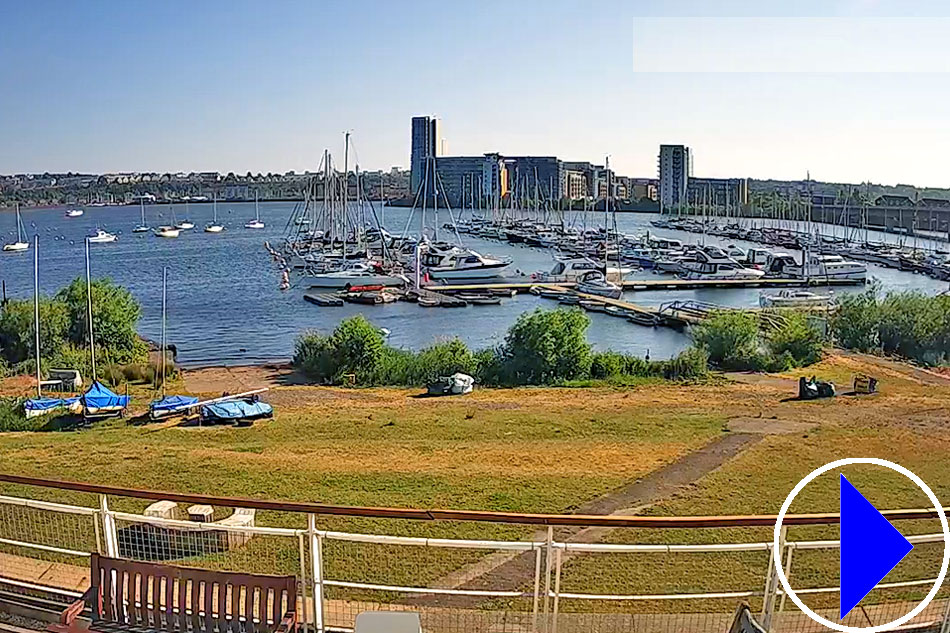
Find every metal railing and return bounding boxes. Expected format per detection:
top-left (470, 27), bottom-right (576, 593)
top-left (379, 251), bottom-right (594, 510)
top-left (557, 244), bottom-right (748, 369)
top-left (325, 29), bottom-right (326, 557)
top-left (1, 475), bottom-right (948, 633)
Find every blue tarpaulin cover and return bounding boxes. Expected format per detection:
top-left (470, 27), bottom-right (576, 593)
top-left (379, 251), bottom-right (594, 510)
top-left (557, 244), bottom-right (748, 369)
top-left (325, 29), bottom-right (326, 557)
top-left (201, 399), bottom-right (273, 423)
top-left (82, 381), bottom-right (129, 410)
top-left (149, 395), bottom-right (199, 415)
top-left (24, 396), bottom-right (78, 411)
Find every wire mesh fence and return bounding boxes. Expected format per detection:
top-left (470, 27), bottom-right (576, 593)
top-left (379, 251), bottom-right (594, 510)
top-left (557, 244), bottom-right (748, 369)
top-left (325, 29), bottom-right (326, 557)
top-left (2, 485), bottom-right (949, 633)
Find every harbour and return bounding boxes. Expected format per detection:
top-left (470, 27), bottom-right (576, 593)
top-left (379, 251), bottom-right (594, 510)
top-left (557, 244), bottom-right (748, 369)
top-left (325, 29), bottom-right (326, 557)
top-left (1, 200), bottom-right (946, 367)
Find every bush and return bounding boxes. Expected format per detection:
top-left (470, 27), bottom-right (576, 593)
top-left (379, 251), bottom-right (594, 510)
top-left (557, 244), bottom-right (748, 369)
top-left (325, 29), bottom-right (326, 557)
top-left (767, 312), bottom-right (824, 366)
top-left (412, 338), bottom-right (476, 384)
top-left (372, 347), bottom-right (418, 385)
top-left (832, 290), bottom-right (881, 352)
top-left (590, 352), bottom-right (626, 379)
top-left (692, 311), bottom-right (762, 370)
top-left (661, 346), bottom-right (709, 380)
top-left (293, 330), bottom-right (336, 382)
top-left (56, 277), bottom-right (145, 365)
top-left (0, 298), bottom-right (69, 365)
top-left (497, 308), bottom-right (592, 385)
top-left (0, 398), bottom-right (46, 432)
top-left (473, 348), bottom-right (504, 386)
top-left (329, 316), bottom-right (385, 383)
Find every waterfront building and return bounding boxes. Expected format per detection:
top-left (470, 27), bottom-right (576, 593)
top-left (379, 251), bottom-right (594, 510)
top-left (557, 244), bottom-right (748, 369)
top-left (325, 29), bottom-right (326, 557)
top-left (505, 156), bottom-right (564, 200)
top-left (687, 177), bottom-right (749, 209)
top-left (433, 154), bottom-right (507, 208)
top-left (410, 116), bottom-right (442, 195)
top-left (658, 144), bottom-right (692, 212)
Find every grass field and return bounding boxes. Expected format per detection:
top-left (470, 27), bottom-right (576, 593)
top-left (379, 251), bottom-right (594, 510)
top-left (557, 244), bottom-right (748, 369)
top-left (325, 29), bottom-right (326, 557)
top-left (1, 351), bottom-right (948, 614)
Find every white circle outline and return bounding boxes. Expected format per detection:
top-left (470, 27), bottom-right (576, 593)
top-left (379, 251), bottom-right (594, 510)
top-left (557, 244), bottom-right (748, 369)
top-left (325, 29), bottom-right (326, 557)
top-left (773, 458), bottom-right (950, 633)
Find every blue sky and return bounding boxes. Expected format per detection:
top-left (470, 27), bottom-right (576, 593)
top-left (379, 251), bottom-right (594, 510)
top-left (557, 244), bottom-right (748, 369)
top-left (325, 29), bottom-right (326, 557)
top-left (2, 0), bottom-right (949, 186)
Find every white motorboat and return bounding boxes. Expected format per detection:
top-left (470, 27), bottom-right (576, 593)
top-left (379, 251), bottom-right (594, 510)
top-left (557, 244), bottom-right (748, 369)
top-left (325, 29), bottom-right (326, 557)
top-left (681, 247), bottom-right (765, 280)
top-left (759, 290), bottom-right (834, 309)
top-left (176, 220), bottom-right (195, 230)
top-left (205, 196), bottom-right (224, 232)
top-left (245, 192), bottom-right (265, 229)
top-left (65, 208), bottom-right (84, 218)
top-left (88, 228), bottom-right (117, 243)
top-left (306, 262), bottom-right (407, 289)
top-left (765, 252), bottom-right (867, 282)
top-left (154, 226), bottom-right (180, 238)
top-left (427, 249), bottom-right (512, 280)
top-left (3, 204), bottom-right (29, 251)
top-left (533, 257), bottom-right (631, 283)
top-left (133, 199), bottom-right (150, 232)
top-left (575, 270), bottom-right (623, 299)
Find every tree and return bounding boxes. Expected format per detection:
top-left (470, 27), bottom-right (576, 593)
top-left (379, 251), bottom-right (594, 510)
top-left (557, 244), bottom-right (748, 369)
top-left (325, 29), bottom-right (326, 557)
top-left (498, 308), bottom-right (592, 384)
top-left (767, 312), bottom-right (824, 367)
top-left (692, 311), bottom-right (761, 370)
top-left (56, 277), bottom-right (144, 364)
top-left (0, 298), bottom-right (69, 365)
top-left (328, 315), bottom-right (385, 383)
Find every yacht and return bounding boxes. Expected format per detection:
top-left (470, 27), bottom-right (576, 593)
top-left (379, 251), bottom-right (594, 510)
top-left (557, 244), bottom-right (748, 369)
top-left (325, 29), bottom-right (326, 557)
top-left (426, 249), bottom-right (512, 280)
top-left (154, 226), bottom-right (180, 238)
top-left (205, 196), bottom-right (224, 233)
top-left (533, 257), bottom-right (630, 283)
top-left (65, 208), bottom-right (84, 218)
top-left (764, 252), bottom-right (867, 282)
top-left (681, 247), bottom-right (765, 280)
top-left (132, 199), bottom-right (150, 232)
top-left (3, 204), bottom-right (29, 252)
top-left (88, 228), bottom-right (117, 243)
top-left (245, 192), bottom-right (265, 229)
top-left (575, 270), bottom-right (623, 299)
top-left (759, 290), bottom-right (834, 308)
top-left (306, 261), bottom-right (407, 289)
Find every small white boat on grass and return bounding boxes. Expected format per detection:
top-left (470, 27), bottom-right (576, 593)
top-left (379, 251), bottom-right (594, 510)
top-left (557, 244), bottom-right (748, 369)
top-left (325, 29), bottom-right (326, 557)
top-left (88, 228), bottom-right (117, 243)
top-left (3, 204), bottom-right (29, 252)
top-left (575, 270), bottom-right (623, 299)
top-left (759, 289), bottom-right (834, 308)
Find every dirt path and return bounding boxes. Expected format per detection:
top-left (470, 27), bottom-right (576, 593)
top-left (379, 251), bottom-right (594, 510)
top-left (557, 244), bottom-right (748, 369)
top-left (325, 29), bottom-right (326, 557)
top-left (412, 432), bottom-right (761, 607)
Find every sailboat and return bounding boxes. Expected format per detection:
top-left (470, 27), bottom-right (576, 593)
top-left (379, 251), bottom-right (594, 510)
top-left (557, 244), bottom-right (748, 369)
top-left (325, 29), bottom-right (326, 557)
top-left (149, 267), bottom-right (199, 420)
top-left (133, 199), bottom-right (150, 233)
top-left (245, 192), bottom-right (265, 229)
top-left (204, 195), bottom-right (224, 233)
top-left (154, 201), bottom-right (181, 238)
top-left (176, 200), bottom-right (195, 230)
top-left (3, 204), bottom-right (30, 252)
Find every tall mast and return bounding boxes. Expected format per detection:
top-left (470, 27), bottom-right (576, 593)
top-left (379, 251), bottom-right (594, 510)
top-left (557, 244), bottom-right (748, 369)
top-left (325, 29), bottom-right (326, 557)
top-left (343, 132), bottom-right (350, 262)
top-left (84, 238), bottom-right (97, 381)
top-left (33, 234), bottom-right (41, 398)
top-left (161, 267), bottom-right (167, 398)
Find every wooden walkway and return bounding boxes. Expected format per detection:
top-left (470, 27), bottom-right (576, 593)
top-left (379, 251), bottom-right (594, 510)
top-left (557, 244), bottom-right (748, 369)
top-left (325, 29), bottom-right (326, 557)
top-left (425, 277), bottom-right (864, 292)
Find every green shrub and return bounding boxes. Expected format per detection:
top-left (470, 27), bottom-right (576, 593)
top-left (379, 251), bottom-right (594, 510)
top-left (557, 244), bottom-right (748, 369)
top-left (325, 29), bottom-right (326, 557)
top-left (590, 352), bottom-right (626, 379)
top-left (832, 290), bottom-right (881, 352)
top-left (0, 298), bottom-right (69, 365)
top-left (413, 338), bottom-right (476, 384)
top-left (0, 398), bottom-right (46, 432)
top-left (329, 316), bottom-right (385, 384)
top-left (767, 312), bottom-right (824, 366)
top-left (56, 277), bottom-right (145, 364)
top-left (692, 311), bottom-right (762, 370)
top-left (372, 347), bottom-right (418, 385)
top-left (661, 346), bottom-right (710, 380)
top-left (48, 343), bottom-right (92, 378)
top-left (497, 308), bottom-right (592, 385)
top-left (293, 330), bottom-right (336, 382)
top-left (473, 348), bottom-right (504, 386)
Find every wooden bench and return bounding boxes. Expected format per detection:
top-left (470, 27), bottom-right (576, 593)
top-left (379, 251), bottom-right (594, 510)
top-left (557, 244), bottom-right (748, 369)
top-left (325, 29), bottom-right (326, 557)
top-left (50, 554), bottom-right (297, 633)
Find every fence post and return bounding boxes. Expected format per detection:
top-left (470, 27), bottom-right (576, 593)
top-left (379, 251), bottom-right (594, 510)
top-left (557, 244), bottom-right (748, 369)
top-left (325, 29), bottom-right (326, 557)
top-left (99, 494), bottom-right (119, 557)
top-left (298, 532), bottom-right (311, 633)
top-left (761, 526), bottom-right (787, 631)
top-left (551, 547), bottom-right (563, 633)
top-left (308, 514), bottom-right (326, 633)
top-left (531, 545), bottom-right (542, 633)
top-left (541, 527), bottom-right (554, 633)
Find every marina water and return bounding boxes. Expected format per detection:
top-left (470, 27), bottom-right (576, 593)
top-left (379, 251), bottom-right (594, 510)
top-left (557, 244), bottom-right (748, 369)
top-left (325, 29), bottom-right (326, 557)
top-left (1, 203), bottom-right (947, 366)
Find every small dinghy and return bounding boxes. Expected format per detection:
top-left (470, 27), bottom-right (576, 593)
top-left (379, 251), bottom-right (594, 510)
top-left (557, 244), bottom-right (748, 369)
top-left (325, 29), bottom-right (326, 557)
top-left (201, 397), bottom-right (273, 426)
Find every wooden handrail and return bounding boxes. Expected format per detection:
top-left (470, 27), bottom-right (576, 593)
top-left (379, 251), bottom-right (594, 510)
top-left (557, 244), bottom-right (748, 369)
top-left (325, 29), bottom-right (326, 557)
top-left (0, 473), bottom-right (945, 528)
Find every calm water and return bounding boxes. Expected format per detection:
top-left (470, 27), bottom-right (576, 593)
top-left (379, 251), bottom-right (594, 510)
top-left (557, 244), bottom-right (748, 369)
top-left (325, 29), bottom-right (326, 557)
top-left (1, 203), bottom-right (947, 366)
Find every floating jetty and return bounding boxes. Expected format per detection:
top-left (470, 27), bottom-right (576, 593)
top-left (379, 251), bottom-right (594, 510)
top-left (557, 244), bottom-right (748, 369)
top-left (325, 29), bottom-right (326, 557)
top-left (303, 291), bottom-right (344, 307)
top-left (425, 276), bottom-right (865, 293)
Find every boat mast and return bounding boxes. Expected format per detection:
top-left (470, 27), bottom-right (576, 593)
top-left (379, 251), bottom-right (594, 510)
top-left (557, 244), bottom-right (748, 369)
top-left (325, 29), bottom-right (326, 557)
top-left (84, 238), bottom-right (97, 381)
top-left (343, 131), bottom-right (350, 264)
top-left (161, 267), bottom-right (167, 399)
top-left (33, 235), bottom-right (41, 398)
top-left (213, 194), bottom-right (218, 224)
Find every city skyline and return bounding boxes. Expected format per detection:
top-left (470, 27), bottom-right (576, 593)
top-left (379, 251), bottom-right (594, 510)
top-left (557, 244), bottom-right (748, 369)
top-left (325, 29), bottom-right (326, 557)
top-left (4, 1), bottom-right (950, 187)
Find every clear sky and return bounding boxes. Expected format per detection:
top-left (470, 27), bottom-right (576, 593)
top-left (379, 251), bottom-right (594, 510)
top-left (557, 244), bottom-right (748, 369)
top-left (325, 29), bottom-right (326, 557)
top-left (2, 0), bottom-right (949, 187)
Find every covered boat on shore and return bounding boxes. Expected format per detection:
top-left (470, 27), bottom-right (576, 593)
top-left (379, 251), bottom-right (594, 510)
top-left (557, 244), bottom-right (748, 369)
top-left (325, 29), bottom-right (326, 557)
top-left (149, 395), bottom-right (200, 420)
top-left (200, 397), bottom-right (273, 426)
top-left (68, 381), bottom-right (129, 419)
